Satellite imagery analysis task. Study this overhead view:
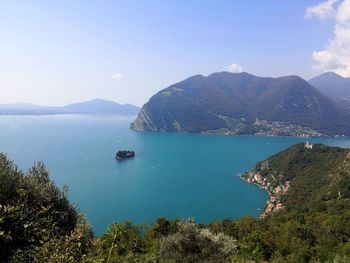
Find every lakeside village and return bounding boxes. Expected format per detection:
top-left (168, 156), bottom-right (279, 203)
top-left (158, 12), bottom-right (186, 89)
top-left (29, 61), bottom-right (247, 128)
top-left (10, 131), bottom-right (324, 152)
top-left (253, 119), bottom-right (323, 137)
top-left (243, 141), bottom-right (313, 218)
top-left (204, 119), bottom-right (325, 137)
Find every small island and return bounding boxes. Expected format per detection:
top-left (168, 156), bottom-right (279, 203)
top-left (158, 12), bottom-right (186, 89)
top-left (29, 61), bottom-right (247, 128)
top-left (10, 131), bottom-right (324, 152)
top-left (116, 150), bottom-right (135, 160)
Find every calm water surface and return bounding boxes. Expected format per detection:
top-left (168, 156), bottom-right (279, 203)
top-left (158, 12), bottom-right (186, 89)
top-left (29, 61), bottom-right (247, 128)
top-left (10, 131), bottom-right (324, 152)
top-left (1, 115), bottom-right (350, 235)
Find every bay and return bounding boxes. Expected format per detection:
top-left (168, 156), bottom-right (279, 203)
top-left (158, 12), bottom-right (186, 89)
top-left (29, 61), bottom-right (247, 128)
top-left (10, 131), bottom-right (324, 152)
top-left (0, 115), bottom-right (349, 235)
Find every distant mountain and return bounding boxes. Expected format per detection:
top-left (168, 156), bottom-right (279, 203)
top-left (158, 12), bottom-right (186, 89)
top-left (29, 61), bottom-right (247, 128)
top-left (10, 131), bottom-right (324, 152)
top-left (131, 72), bottom-right (350, 136)
top-left (60, 99), bottom-right (139, 114)
top-left (309, 72), bottom-right (350, 106)
top-left (0, 99), bottom-right (139, 115)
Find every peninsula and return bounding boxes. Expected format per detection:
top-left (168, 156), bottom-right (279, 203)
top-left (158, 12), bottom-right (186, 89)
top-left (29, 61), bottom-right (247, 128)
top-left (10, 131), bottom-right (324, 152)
top-left (242, 142), bottom-right (350, 219)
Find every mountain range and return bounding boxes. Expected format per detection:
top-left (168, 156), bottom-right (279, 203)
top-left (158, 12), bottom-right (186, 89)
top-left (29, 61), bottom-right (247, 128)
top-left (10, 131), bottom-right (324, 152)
top-left (131, 72), bottom-right (350, 136)
top-left (309, 72), bottom-right (350, 107)
top-left (0, 99), bottom-right (139, 115)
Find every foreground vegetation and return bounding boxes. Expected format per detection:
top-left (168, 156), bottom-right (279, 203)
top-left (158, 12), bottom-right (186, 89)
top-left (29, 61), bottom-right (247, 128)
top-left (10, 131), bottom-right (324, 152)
top-left (1, 143), bottom-right (350, 262)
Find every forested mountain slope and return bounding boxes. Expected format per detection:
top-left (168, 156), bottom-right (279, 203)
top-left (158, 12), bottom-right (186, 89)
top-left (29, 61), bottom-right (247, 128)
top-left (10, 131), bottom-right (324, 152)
top-left (132, 72), bottom-right (350, 136)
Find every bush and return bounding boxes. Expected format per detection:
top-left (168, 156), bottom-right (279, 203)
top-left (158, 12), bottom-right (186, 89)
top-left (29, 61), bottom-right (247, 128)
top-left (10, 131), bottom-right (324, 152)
top-left (159, 219), bottom-right (237, 263)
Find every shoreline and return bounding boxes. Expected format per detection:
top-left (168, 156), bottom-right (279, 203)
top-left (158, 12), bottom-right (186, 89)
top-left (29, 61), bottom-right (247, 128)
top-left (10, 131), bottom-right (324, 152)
top-left (130, 127), bottom-right (348, 139)
top-left (241, 172), bottom-right (290, 219)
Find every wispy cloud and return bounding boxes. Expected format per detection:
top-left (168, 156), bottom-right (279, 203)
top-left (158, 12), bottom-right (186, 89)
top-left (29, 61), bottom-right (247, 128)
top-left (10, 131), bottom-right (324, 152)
top-left (111, 73), bottom-right (123, 79)
top-left (224, 63), bottom-right (243, 73)
top-left (305, 0), bottom-right (338, 20)
top-left (306, 0), bottom-right (350, 77)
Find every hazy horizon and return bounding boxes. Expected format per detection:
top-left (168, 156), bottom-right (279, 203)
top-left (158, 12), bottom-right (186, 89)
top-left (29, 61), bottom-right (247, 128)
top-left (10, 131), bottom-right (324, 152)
top-left (0, 97), bottom-right (140, 108)
top-left (1, 0), bottom-right (349, 106)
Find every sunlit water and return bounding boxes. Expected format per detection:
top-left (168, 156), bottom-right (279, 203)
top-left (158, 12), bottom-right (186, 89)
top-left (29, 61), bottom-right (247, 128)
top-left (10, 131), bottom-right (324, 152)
top-left (1, 115), bottom-right (350, 235)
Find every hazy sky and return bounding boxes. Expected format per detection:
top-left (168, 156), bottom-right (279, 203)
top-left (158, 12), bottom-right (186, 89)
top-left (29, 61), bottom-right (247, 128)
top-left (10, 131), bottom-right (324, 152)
top-left (0, 0), bottom-right (346, 106)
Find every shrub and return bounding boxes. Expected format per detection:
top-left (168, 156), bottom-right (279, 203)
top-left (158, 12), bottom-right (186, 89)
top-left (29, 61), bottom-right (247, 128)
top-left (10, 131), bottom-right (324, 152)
top-left (159, 219), bottom-right (237, 263)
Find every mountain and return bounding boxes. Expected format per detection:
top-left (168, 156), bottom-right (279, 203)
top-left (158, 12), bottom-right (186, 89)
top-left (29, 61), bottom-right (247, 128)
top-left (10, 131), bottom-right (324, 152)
top-left (60, 99), bottom-right (139, 114)
top-left (309, 72), bottom-right (350, 106)
top-left (132, 72), bottom-right (350, 136)
top-left (0, 99), bottom-right (139, 115)
top-left (0, 103), bottom-right (57, 115)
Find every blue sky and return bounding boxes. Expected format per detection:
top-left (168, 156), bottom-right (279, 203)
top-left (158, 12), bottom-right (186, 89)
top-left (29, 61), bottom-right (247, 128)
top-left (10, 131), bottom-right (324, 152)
top-left (0, 1), bottom-right (339, 106)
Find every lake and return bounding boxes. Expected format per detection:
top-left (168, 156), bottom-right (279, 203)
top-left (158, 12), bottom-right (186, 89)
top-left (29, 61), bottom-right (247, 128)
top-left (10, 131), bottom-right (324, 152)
top-left (1, 115), bottom-right (350, 235)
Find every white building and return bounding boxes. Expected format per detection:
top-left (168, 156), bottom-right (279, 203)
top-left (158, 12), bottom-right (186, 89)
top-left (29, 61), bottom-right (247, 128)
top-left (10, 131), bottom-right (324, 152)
top-left (305, 141), bottom-right (313, 149)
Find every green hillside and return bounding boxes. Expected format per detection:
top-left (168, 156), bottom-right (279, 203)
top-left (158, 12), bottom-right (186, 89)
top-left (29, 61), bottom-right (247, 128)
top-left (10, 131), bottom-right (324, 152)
top-left (309, 72), bottom-right (350, 107)
top-left (132, 72), bottom-right (350, 136)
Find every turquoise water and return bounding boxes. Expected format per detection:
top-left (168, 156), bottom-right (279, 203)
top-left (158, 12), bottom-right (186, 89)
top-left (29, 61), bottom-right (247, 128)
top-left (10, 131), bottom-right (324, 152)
top-left (1, 115), bottom-right (350, 235)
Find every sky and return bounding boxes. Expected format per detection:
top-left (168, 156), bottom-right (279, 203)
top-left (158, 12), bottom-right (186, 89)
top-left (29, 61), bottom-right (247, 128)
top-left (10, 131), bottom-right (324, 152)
top-left (0, 0), bottom-right (348, 106)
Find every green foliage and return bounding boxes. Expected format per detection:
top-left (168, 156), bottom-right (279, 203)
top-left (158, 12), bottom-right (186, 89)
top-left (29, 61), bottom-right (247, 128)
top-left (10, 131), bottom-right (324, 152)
top-left (86, 221), bottom-right (146, 262)
top-left (159, 219), bottom-right (237, 263)
top-left (0, 153), bottom-right (92, 262)
top-left (145, 217), bottom-right (179, 241)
